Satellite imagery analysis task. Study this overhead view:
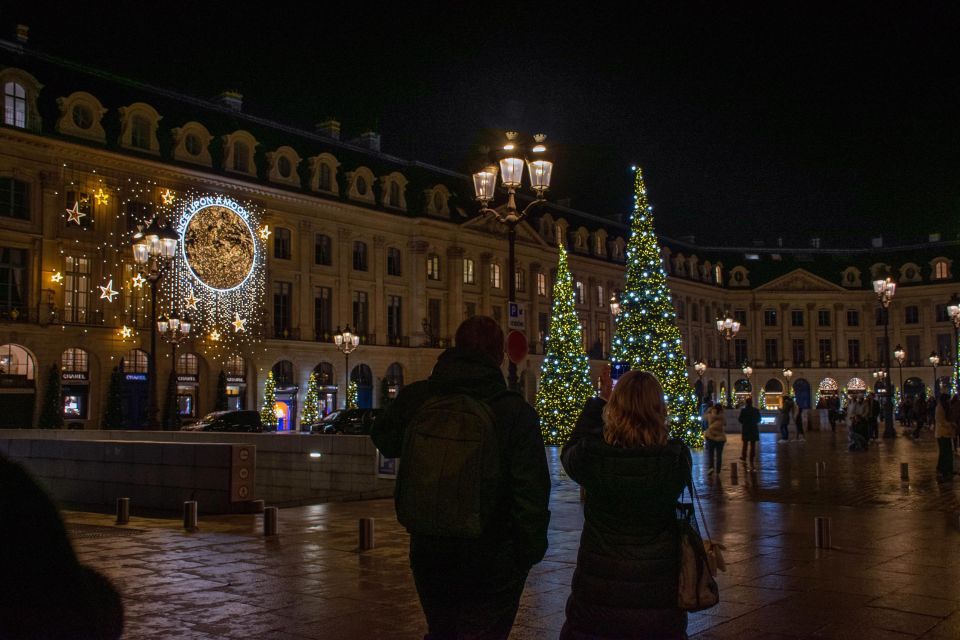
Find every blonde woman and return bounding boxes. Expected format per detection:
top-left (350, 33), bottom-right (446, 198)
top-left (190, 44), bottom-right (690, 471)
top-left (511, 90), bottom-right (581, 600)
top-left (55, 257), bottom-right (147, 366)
top-left (559, 369), bottom-right (690, 640)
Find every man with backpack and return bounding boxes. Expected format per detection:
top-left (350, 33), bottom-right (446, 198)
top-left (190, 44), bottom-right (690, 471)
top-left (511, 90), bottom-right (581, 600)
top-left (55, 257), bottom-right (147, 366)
top-left (371, 315), bottom-right (551, 639)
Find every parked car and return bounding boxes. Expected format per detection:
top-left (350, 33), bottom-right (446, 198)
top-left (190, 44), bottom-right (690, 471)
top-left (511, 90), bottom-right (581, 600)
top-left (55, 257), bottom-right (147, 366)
top-left (180, 410), bottom-right (264, 433)
top-left (307, 409), bottom-right (381, 435)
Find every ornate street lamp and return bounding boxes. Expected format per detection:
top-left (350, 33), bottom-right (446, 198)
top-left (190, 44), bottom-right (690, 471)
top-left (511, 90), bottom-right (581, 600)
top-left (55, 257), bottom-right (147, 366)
top-left (473, 131), bottom-right (554, 391)
top-left (156, 312), bottom-right (191, 430)
top-left (609, 290), bottom-right (621, 318)
top-left (894, 344), bottom-right (905, 403)
top-left (948, 293), bottom-right (960, 394)
top-left (131, 218), bottom-right (179, 428)
top-left (333, 325), bottom-right (360, 409)
top-left (741, 364), bottom-right (753, 406)
top-left (783, 367), bottom-right (793, 395)
top-left (693, 360), bottom-right (707, 406)
top-left (930, 351), bottom-right (941, 398)
top-left (873, 276), bottom-right (897, 437)
top-left (715, 312), bottom-right (741, 407)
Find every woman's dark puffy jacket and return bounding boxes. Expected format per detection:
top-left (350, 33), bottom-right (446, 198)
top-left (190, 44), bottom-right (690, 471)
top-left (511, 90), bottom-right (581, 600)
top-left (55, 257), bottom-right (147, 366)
top-left (559, 397), bottom-right (691, 640)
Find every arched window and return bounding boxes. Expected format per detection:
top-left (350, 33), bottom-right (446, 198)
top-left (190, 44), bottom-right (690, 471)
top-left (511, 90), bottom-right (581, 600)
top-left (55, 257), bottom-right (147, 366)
top-left (121, 349), bottom-right (148, 374)
top-left (225, 355), bottom-right (246, 378)
top-left (272, 360), bottom-right (295, 387)
top-left (353, 241), bottom-right (368, 271)
top-left (389, 181), bottom-right (400, 207)
top-left (385, 362), bottom-right (404, 388)
top-left (490, 263), bottom-right (502, 289)
top-left (463, 258), bottom-right (475, 284)
top-left (426, 253), bottom-right (441, 280)
top-left (319, 163), bottom-right (332, 191)
top-left (935, 261), bottom-right (949, 280)
top-left (61, 348), bottom-right (89, 374)
top-left (233, 141), bottom-right (250, 172)
top-left (130, 115), bottom-right (151, 150)
top-left (176, 353), bottom-right (199, 376)
top-left (4, 81), bottom-right (26, 128)
top-left (714, 265), bottom-right (722, 284)
top-left (314, 362), bottom-right (335, 386)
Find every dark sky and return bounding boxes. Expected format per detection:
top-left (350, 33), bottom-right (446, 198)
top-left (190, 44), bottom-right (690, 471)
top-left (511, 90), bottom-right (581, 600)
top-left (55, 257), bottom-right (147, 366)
top-left (8, 2), bottom-right (960, 247)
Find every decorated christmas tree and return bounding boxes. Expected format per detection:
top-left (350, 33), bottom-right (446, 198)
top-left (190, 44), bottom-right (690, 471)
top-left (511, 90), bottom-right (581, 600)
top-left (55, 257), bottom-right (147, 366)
top-left (346, 380), bottom-right (359, 409)
top-left (536, 244), bottom-right (594, 445)
top-left (260, 371), bottom-right (278, 430)
top-left (301, 372), bottom-right (321, 424)
top-left (610, 167), bottom-right (702, 447)
top-left (38, 364), bottom-right (63, 429)
top-left (215, 370), bottom-right (228, 411)
top-left (102, 366), bottom-right (124, 429)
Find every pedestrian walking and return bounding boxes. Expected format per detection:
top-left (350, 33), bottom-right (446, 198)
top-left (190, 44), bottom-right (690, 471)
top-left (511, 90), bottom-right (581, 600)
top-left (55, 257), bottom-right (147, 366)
top-left (738, 397), bottom-right (761, 470)
top-left (934, 394), bottom-right (955, 482)
top-left (912, 395), bottom-right (927, 438)
top-left (847, 395), bottom-right (869, 451)
top-left (778, 396), bottom-right (794, 442)
top-left (559, 370), bottom-right (690, 640)
top-left (704, 402), bottom-right (727, 476)
top-left (950, 393), bottom-right (960, 452)
top-left (794, 402), bottom-right (805, 441)
top-left (867, 393), bottom-right (880, 440)
top-left (370, 316), bottom-right (551, 640)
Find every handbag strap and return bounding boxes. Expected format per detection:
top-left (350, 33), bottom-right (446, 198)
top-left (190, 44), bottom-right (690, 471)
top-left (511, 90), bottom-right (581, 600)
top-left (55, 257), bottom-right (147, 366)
top-left (682, 451), bottom-right (713, 541)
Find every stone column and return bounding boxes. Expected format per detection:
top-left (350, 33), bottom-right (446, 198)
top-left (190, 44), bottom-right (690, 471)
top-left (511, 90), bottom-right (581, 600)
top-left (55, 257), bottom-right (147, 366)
top-left (779, 302), bottom-right (790, 367)
top-left (337, 227), bottom-right (353, 330)
top-left (408, 238), bottom-right (429, 345)
top-left (447, 246), bottom-right (465, 338)
top-left (834, 302), bottom-right (845, 368)
top-left (372, 235), bottom-right (386, 344)
top-left (807, 302), bottom-right (817, 367)
top-left (298, 220), bottom-right (313, 340)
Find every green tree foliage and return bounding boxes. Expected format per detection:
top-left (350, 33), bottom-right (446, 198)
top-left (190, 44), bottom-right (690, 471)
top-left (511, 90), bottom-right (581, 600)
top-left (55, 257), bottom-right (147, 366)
top-left (610, 167), bottom-right (702, 447)
top-left (101, 366), bottom-right (124, 430)
top-left (260, 371), bottom-right (278, 430)
top-left (301, 372), bottom-right (321, 425)
top-left (37, 364), bottom-right (63, 429)
top-left (535, 245), bottom-right (594, 445)
top-left (347, 380), bottom-right (358, 409)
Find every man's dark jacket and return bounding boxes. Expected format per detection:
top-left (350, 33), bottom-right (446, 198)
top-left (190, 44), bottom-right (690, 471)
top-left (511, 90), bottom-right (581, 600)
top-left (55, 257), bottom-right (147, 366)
top-left (371, 348), bottom-right (551, 568)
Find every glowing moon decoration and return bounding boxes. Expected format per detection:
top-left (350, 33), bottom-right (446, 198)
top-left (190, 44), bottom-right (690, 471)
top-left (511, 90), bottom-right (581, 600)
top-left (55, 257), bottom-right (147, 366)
top-left (182, 201), bottom-right (256, 291)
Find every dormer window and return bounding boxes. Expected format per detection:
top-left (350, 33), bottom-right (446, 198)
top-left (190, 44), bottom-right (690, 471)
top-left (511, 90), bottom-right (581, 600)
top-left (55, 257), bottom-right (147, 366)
top-left (932, 258), bottom-right (952, 280)
top-left (356, 175), bottom-right (368, 196)
top-left (426, 254), bottom-right (441, 281)
top-left (319, 163), bottom-right (332, 190)
top-left (309, 153), bottom-right (340, 195)
top-left (56, 91), bottom-right (107, 143)
top-left (346, 167), bottom-right (376, 203)
top-left (4, 81), bottom-right (25, 128)
top-left (233, 141), bottom-right (249, 172)
top-left (222, 130), bottom-right (259, 176)
top-left (185, 133), bottom-right (202, 156)
top-left (118, 103), bottom-right (162, 155)
top-left (266, 146), bottom-right (301, 187)
top-left (389, 182), bottom-right (400, 206)
top-left (71, 104), bottom-right (92, 130)
top-left (714, 265), bottom-right (722, 284)
top-left (380, 172), bottom-right (408, 210)
top-left (131, 116), bottom-right (150, 149)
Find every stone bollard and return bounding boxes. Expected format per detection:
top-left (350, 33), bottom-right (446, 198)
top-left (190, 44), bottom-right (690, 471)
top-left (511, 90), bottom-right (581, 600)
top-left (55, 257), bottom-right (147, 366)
top-left (115, 497), bottom-right (130, 525)
top-left (263, 507), bottom-right (278, 537)
top-left (901, 462), bottom-right (910, 481)
top-left (730, 462), bottom-right (739, 483)
top-left (183, 501), bottom-right (199, 532)
top-left (251, 499), bottom-right (265, 514)
top-left (814, 516), bottom-right (832, 549)
top-left (359, 517), bottom-right (375, 551)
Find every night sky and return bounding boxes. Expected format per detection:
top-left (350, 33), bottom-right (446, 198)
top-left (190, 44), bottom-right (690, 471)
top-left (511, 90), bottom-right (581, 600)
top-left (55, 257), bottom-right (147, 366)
top-left (7, 2), bottom-right (960, 247)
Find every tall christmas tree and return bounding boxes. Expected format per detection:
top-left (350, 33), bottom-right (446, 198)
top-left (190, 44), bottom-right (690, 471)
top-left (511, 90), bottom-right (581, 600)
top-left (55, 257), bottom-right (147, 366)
top-left (260, 371), bottom-right (278, 430)
top-left (301, 372), bottom-right (321, 424)
top-left (536, 244), bottom-right (594, 445)
top-left (610, 167), bottom-right (702, 447)
top-left (346, 380), bottom-right (359, 409)
top-left (38, 364), bottom-right (63, 429)
top-left (214, 370), bottom-right (228, 411)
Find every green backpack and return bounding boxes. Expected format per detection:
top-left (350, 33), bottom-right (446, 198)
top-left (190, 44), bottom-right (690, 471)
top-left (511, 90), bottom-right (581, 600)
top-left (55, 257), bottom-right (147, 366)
top-left (396, 392), bottom-right (501, 538)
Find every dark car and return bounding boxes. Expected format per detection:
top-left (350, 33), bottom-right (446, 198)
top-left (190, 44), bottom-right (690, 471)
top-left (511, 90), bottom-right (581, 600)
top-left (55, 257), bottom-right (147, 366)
top-left (180, 410), bottom-right (264, 433)
top-left (308, 409), bottom-right (380, 435)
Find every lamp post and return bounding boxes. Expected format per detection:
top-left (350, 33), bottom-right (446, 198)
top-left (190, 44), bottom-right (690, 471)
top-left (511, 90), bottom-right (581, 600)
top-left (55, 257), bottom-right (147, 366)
top-left (894, 344), bottom-right (905, 406)
top-left (609, 291), bottom-right (621, 319)
top-left (715, 312), bottom-right (741, 407)
top-left (693, 360), bottom-right (707, 407)
top-left (131, 218), bottom-right (179, 429)
top-left (948, 294), bottom-right (960, 395)
top-left (333, 325), bottom-right (360, 409)
top-left (930, 352), bottom-right (941, 398)
top-left (156, 312), bottom-right (191, 430)
top-left (783, 367), bottom-right (793, 396)
top-left (873, 276), bottom-right (897, 437)
top-left (472, 132), bottom-right (554, 392)
top-left (742, 364), bottom-right (753, 406)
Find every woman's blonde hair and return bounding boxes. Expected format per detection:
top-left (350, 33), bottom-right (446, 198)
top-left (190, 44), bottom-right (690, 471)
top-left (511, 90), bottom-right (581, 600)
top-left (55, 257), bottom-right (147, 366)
top-left (602, 370), bottom-right (669, 448)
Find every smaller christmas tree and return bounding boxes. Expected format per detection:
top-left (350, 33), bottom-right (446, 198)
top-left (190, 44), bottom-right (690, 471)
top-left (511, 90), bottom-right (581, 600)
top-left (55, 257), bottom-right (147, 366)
top-left (260, 371), bottom-right (278, 430)
top-left (215, 370), bottom-right (228, 411)
top-left (102, 366), bottom-right (124, 429)
top-left (302, 372), bottom-right (321, 424)
top-left (38, 364), bottom-right (63, 429)
top-left (347, 380), bottom-right (358, 409)
top-left (162, 368), bottom-right (181, 430)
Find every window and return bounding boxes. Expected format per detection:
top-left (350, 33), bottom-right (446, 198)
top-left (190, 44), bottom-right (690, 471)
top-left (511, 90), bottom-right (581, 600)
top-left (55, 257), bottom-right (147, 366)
top-left (734, 309), bottom-right (747, 326)
top-left (122, 264), bottom-right (147, 328)
top-left (818, 309), bottom-right (831, 326)
top-left (764, 309), bottom-right (777, 326)
top-left (791, 309), bottom-right (804, 327)
top-left (272, 361), bottom-right (294, 387)
top-left (575, 281), bottom-right (585, 305)
top-left (818, 338), bottom-right (832, 364)
top-left (225, 355), bottom-right (246, 378)
top-left (65, 190), bottom-right (93, 229)
top-left (906, 335), bottom-right (920, 363)
top-left (462, 258), bottom-right (475, 284)
top-left (714, 265), bottom-right (722, 284)
top-left (538, 312), bottom-right (548, 345)
top-left (426, 254), bottom-right (440, 281)
top-left (387, 295), bottom-right (402, 339)
top-left (388, 181), bottom-right (400, 207)
top-left (596, 285), bottom-right (604, 307)
top-left (599, 320), bottom-right (608, 354)
top-left (936, 303), bottom-right (949, 322)
top-left (875, 307), bottom-right (887, 326)
top-left (353, 291), bottom-right (369, 335)
top-left (537, 272), bottom-right (546, 296)
top-left (0, 178), bottom-right (29, 220)
top-left (4, 81), bottom-right (26, 128)
top-left (677, 300), bottom-right (685, 320)
top-left (937, 334), bottom-right (953, 362)
top-left (515, 269), bottom-right (525, 293)
top-left (792, 339), bottom-right (806, 364)
top-left (61, 348), bottom-right (89, 374)
top-left (595, 235), bottom-right (604, 255)
top-left (122, 350), bottom-right (148, 374)
top-left (277, 155), bottom-right (292, 178)
top-left (428, 298), bottom-right (442, 343)
top-left (130, 115), bottom-right (150, 150)
top-left (176, 353), bottom-right (199, 377)
top-left (314, 234), bottom-right (332, 265)
top-left (387, 247), bottom-right (402, 276)
top-left (464, 302), bottom-right (476, 318)
top-left (64, 255), bottom-right (90, 323)
top-left (273, 281), bottom-right (292, 337)
top-left (356, 175), bottom-right (368, 196)
top-left (847, 309), bottom-right (859, 327)
top-left (764, 338), bottom-right (779, 365)
top-left (905, 305), bottom-right (919, 324)
top-left (185, 133), bottom-right (202, 156)
top-left (314, 286), bottom-right (332, 338)
top-left (72, 104), bottom-right (93, 130)
top-left (734, 338), bottom-right (748, 364)
top-left (233, 141), bottom-right (249, 172)
top-left (692, 303), bottom-right (700, 322)
top-left (319, 163), bottom-right (332, 191)
top-left (124, 200), bottom-right (153, 233)
top-left (0, 247), bottom-right (26, 314)
top-left (353, 241), bottom-right (368, 271)
top-left (490, 263), bottom-right (501, 289)
top-left (847, 339), bottom-right (861, 365)
top-left (935, 261), bottom-right (949, 280)
top-left (274, 227), bottom-right (291, 260)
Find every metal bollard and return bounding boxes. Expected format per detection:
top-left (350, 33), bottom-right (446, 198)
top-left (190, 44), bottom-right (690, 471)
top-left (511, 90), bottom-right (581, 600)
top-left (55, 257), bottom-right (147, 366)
top-left (359, 517), bottom-right (375, 551)
top-left (815, 461), bottom-right (826, 477)
top-left (730, 462), bottom-right (739, 483)
top-left (183, 500), bottom-right (199, 532)
top-left (115, 497), bottom-right (130, 525)
top-left (901, 462), bottom-right (909, 481)
top-left (263, 507), bottom-right (278, 537)
top-left (814, 516), bottom-right (832, 549)
top-left (579, 486), bottom-right (586, 502)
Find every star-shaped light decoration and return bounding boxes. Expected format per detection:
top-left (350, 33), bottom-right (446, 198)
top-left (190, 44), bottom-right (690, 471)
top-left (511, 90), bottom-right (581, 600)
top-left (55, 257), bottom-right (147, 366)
top-left (231, 313), bottom-right (246, 333)
top-left (93, 188), bottom-right (110, 206)
top-left (51, 271), bottom-right (63, 284)
top-left (184, 289), bottom-right (200, 310)
top-left (119, 325), bottom-right (133, 339)
top-left (65, 201), bottom-right (85, 225)
top-left (259, 225), bottom-right (271, 241)
top-left (209, 329), bottom-right (221, 342)
top-left (99, 279), bottom-right (119, 302)
top-left (131, 273), bottom-right (146, 289)
top-left (160, 188), bottom-right (175, 205)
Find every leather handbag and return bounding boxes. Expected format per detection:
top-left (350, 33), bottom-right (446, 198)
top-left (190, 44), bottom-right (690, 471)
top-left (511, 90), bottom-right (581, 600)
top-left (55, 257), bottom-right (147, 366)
top-left (677, 457), bottom-right (722, 611)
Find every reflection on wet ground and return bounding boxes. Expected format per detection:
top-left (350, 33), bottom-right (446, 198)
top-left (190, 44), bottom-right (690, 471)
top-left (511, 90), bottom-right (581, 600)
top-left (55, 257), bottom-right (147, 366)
top-left (66, 429), bottom-right (960, 639)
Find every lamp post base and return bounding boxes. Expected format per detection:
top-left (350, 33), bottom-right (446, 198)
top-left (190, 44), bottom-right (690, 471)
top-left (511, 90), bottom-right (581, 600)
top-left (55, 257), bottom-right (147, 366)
top-left (882, 404), bottom-right (897, 438)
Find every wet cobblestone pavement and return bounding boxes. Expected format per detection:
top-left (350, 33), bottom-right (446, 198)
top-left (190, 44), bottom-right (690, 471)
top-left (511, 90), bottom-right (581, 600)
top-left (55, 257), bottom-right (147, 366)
top-left (65, 428), bottom-right (960, 639)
